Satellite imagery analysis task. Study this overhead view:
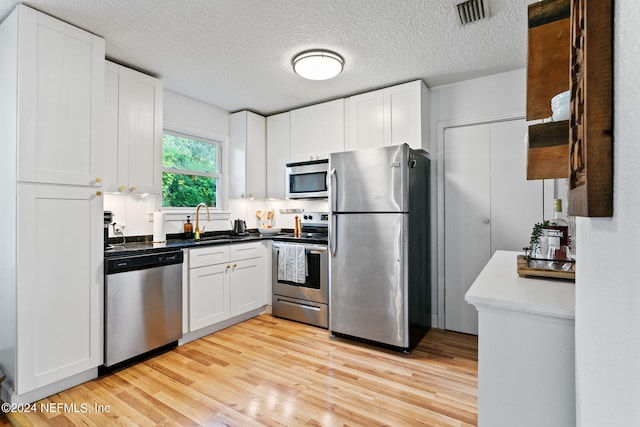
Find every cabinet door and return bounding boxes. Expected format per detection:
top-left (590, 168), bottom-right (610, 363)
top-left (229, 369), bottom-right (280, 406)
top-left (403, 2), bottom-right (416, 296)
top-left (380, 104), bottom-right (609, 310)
top-left (345, 81), bottom-right (427, 152)
top-left (266, 112), bottom-right (290, 198)
top-left (444, 120), bottom-right (543, 335)
top-left (189, 263), bottom-right (230, 331)
top-left (229, 111), bottom-right (266, 198)
top-left (16, 183), bottom-right (103, 393)
top-left (104, 62), bottom-right (163, 194)
top-left (384, 81), bottom-right (425, 150)
top-left (103, 61), bottom-right (121, 191)
top-left (17, 5), bottom-right (105, 186)
top-left (290, 99), bottom-right (344, 162)
top-left (230, 257), bottom-right (263, 317)
top-left (121, 69), bottom-right (163, 194)
top-left (345, 90), bottom-right (385, 151)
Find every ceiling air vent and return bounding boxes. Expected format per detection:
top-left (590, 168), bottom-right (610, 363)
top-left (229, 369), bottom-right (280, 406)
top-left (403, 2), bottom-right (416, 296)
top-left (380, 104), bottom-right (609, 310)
top-left (456, 0), bottom-right (489, 25)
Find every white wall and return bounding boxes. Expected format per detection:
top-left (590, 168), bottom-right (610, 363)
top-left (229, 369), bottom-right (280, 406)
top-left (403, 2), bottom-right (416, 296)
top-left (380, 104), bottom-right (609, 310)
top-left (575, 1), bottom-right (640, 424)
top-left (104, 90), bottom-right (329, 239)
top-left (429, 69), bottom-right (527, 327)
top-left (104, 90), bottom-right (230, 237)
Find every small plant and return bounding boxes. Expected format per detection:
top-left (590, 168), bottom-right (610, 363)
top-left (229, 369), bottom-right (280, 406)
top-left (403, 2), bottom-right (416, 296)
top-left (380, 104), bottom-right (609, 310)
top-left (529, 220), bottom-right (550, 249)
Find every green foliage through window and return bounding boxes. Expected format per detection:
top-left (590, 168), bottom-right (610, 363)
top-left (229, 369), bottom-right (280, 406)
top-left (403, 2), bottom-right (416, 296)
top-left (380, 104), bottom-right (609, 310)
top-left (162, 132), bottom-right (220, 207)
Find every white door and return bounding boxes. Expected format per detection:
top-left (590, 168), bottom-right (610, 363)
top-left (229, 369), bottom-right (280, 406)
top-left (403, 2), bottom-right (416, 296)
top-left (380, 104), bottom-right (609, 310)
top-left (229, 258), bottom-right (263, 317)
top-left (290, 99), bottom-right (344, 161)
top-left (266, 112), bottom-right (290, 199)
top-left (345, 89), bottom-right (385, 151)
top-left (17, 5), bottom-right (105, 186)
top-left (16, 183), bottom-right (103, 393)
top-left (444, 120), bottom-right (543, 335)
top-left (189, 263), bottom-right (230, 331)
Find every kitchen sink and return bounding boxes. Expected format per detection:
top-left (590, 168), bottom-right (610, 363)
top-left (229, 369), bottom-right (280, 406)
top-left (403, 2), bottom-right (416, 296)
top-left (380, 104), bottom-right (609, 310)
top-left (196, 234), bottom-right (252, 242)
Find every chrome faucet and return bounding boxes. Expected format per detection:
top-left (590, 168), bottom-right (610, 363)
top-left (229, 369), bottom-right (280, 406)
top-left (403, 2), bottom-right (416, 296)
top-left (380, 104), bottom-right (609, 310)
top-left (195, 203), bottom-right (210, 240)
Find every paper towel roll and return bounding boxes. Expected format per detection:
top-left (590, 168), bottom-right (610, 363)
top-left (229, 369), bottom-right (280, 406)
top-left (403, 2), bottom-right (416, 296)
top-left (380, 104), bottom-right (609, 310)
top-left (153, 210), bottom-right (166, 243)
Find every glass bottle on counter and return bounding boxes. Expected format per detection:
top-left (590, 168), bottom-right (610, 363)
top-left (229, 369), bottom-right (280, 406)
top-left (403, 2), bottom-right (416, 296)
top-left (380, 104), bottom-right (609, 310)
top-left (546, 199), bottom-right (569, 260)
top-left (184, 215), bottom-right (194, 239)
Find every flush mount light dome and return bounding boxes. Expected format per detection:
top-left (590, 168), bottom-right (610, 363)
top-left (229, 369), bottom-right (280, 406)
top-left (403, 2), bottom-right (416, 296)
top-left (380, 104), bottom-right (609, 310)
top-left (292, 50), bottom-right (344, 80)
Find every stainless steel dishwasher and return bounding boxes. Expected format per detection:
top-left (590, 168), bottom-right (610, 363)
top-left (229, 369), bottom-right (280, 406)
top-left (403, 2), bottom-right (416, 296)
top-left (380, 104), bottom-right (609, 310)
top-left (104, 250), bottom-right (183, 367)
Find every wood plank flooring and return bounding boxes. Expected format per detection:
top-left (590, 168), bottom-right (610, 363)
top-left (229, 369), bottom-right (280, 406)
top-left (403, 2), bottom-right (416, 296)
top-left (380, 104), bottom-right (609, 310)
top-left (1, 314), bottom-right (478, 426)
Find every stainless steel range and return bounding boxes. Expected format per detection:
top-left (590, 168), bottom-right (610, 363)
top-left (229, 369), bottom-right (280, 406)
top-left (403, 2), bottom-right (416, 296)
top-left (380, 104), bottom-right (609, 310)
top-left (272, 212), bottom-right (328, 328)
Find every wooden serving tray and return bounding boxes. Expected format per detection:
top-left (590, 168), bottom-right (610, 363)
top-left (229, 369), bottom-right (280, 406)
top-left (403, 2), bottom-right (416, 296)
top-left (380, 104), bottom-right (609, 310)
top-left (517, 255), bottom-right (575, 280)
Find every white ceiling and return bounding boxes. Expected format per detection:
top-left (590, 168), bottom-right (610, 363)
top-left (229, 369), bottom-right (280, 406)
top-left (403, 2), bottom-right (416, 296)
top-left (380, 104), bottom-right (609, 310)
top-left (0, 0), bottom-right (532, 115)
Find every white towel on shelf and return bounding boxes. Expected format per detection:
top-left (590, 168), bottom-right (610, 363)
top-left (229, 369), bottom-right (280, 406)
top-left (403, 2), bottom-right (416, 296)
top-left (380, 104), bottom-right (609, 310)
top-left (277, 244), bottom-right (307, 284)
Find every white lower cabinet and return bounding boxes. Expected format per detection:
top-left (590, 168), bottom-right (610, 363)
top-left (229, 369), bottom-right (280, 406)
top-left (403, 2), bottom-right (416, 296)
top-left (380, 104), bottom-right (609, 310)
top-left (190, 262), bottom-right (230, 330)
top-left (15, 183), bottom-right (103, 397)
top-left (188, 242), bottom-right (264, 333)
top-left (229, 258), bottom-right (263, 317)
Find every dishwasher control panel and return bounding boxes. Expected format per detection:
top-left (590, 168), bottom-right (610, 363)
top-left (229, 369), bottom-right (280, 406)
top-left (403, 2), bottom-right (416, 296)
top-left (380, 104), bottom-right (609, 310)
top-left (106, 250), bottom-right (184, 274)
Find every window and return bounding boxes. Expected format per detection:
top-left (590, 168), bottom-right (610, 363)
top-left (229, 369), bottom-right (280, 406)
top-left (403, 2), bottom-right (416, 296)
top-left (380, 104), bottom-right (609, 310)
top-left (162, 132), bottom-right (221, 208)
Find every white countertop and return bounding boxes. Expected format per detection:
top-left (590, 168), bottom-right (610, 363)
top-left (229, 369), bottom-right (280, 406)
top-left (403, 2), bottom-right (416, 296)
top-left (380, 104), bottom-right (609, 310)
top-left (465, 250), bottom-right (575, 319)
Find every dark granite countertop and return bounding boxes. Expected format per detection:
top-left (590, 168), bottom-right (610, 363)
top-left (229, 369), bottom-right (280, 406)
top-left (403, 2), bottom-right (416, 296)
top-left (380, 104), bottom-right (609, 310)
top-left (104, 229), bottom-right (327, 258)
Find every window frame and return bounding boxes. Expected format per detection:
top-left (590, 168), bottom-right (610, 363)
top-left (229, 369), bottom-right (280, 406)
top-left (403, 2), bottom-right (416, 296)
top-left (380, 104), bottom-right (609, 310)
top-left (160, 122), bottom-right (229, 219)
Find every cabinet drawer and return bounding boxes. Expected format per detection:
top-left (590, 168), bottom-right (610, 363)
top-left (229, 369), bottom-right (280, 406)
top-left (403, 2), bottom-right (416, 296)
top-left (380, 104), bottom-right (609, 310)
top-left (189, 245), bottom-right (230, 268)
top-left (229, 241), bottom-right (262, 261)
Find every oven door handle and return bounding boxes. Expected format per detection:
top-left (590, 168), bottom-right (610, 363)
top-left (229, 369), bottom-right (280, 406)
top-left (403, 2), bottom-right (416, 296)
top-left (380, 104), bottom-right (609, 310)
top-left (308, 249), bottom-right (327, 255)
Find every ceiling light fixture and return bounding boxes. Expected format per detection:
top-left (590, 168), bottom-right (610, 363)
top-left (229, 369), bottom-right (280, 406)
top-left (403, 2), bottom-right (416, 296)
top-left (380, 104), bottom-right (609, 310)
top-left (292, 50), bottom-right (344, 80)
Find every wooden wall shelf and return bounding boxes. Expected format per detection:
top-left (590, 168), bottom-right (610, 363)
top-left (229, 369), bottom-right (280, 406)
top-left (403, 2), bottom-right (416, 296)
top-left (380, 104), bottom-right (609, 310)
top-left (568, 0), bottom-right (613, 217)
top-left (526, 0), bottom-right (570, 121)
top-left (526, 0), bottom-right (571, 182)
top-left (527, 121), bottom-right (569, 180)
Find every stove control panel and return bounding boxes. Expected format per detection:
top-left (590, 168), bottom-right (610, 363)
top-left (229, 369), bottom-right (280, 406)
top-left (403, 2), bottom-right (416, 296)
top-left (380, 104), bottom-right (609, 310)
top-left (301, 212), bottom-right (329, 227)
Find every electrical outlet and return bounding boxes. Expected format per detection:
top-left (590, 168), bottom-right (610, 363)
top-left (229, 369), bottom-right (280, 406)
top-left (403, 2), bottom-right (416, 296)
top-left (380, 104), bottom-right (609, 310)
top-left (113, 223), bottom-right (126, 234)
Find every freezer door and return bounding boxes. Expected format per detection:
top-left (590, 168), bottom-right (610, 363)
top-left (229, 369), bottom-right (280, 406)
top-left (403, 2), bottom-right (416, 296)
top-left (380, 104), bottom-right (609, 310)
top-left (329, 213), bottom-right (408, 348)
top-left (329, 144), bottom-right (408, 213)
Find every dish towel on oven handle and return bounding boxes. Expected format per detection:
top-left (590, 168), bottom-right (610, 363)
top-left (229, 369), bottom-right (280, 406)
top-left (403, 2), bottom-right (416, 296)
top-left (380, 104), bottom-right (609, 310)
top-left (277, 244), bottom-right (307, 284)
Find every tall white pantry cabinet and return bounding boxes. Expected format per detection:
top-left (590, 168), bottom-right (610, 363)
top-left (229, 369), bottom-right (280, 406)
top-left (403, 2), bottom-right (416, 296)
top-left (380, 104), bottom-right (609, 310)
top-left (0, 5), bottom-right (105, 403)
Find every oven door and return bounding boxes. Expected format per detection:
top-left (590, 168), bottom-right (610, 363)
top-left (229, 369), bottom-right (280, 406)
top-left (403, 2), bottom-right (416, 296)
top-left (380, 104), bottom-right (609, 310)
top-left (272, 242), bottom-right (328, 304)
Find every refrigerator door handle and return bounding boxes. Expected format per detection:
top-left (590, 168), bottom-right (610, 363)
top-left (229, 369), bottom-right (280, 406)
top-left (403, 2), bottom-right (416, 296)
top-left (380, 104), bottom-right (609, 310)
top-left (329, 167), bottom-right (337, 257)
top-left (329, 168), bottom-right (337, 213)
top-left (330, 214), bottom-right (337, 257)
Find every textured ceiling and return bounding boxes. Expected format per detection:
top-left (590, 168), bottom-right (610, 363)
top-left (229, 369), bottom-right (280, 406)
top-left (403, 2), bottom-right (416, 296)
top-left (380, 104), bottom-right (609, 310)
top-left (0, 0), bottom-right (532, 115)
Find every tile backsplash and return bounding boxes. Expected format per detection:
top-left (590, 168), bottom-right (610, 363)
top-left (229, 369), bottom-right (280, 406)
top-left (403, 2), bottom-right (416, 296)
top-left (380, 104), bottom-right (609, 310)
top-left (103, 193), bottom-right (328, 238)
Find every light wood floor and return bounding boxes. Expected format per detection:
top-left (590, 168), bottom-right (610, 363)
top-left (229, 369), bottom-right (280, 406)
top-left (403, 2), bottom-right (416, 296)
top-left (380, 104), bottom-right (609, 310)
top-left (1, 314), bottom-right (478, 426)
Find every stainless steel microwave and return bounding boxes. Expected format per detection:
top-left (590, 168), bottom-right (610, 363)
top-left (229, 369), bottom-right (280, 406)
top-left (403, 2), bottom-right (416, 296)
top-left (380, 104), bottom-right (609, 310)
top-left (285, 159), bottom-right (329, 199)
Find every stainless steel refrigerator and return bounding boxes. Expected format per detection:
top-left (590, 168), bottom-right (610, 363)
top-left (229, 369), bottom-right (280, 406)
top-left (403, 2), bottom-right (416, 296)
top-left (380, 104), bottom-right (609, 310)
top-left (329, 144), bottom-right (431, 352)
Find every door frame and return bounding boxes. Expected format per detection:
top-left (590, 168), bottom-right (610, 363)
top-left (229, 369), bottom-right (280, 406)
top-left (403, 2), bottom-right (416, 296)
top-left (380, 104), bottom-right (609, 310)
top-left (435, 112), bottom-right (552, 329)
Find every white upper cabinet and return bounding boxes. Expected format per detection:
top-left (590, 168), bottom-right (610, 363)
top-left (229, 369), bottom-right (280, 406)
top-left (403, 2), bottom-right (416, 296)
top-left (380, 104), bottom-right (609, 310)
top-left (104, 61), bottom-right (163, 194)
top-left (266, 112), bottom-right (290, 199)
top-left (290, 99), bottom-right (344, 162)
top-left (16, 5), bottom-right (105, 186)
top-left (345, 80), bottom-right (429, 151)
top-left (229, 111), bottom-right (266, 199)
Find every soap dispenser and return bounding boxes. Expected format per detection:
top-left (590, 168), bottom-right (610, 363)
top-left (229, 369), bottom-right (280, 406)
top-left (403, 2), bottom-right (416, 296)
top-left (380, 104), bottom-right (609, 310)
top-left (184, 216), bottom-right (194, 239)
